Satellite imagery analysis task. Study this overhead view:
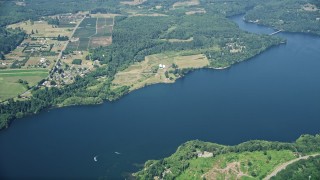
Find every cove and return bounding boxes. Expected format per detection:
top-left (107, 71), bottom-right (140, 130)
top-left (1, 15), bottom-right (320, 179)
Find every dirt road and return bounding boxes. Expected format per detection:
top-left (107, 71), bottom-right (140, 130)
top-left (264, 153), bottom-right (320, 180)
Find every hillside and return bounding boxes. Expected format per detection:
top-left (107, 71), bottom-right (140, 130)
top-left (134, 134), bottom-right (320, 180)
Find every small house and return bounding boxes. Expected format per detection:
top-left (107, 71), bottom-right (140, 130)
top-left (40, 58), bottom-right (46, 63)
top-left (159, 64), bottom-right (166, 69)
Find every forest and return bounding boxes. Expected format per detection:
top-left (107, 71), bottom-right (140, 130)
top-left (0, 27), bottom-right (26, 59)
top-left (244, 0), bottom-right (320, 35)
top-left (0, 0), bottom-right (319, 129)
top-left (91, 14), bottom-right (282, 72)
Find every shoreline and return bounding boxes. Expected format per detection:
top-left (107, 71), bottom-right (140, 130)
top-left (134, 134), bottom-right (320, 179)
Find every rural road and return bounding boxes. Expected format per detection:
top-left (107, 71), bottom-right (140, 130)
top-left (20, 16), bottom-right (85, 97)
top-left (263, 153), bottom-right (320, 180)
top-left (53, 16), bottom-right (85, 68)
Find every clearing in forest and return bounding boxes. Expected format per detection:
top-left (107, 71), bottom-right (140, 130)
top-left (121, 0), bottom-right (147, 6)
top-left (302, 3), bottom-right (318, 11)
top-left (68, 17), bottom-right (114, 51)
top-left (72, 18), bottom-right (96, 51)
top-left (172, 0), bottom-right (200, 8)
top-left (112, 51), bottom-right (209, 91)
top-left (8, 20), bottom-right (73, 37)
top-left (90, 17), bottom-right (113, 48)
top-left (185, 8), bottom-right (206, 15)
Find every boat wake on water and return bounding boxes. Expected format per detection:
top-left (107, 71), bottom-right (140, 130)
top-left (94, 156), bottom-right (98, 162)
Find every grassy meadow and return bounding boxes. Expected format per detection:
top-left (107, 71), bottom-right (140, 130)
top-left (0, 69), bottom-right (48, 101)
top-left (8, 20), bottom-right (73, 37)
top-left (112, 51), bottom-right (210, 91)
top-left (177, 150), bottom-right (296, 180)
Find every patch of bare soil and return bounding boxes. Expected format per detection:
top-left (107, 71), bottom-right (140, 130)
top-left (121, 0), bottom-right (147, 6)
top-left (89, 37), bottom-right (112, 48)
top-left (173, 0), bottom-right (200, 8)
top-left (204, 162), bottom-right (250, 180)
top-left (302, 3), bottom-right (318, 11)
top-left (185, 8), bottom-right (206, 15)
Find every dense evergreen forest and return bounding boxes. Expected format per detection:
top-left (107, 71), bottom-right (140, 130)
top-left (0, 0), bottom-right (319, 129)
top-left (135, 134), bottom-right (320, 179)
top-left (245, 0), bottom-right (320, 35)
top-left (0, 27), bottom-right (25, 59)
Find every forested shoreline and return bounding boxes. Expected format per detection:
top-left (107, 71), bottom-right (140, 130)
top-left (0, 14), bottom-right (282, 129)
top-left (0, 0), bottom-right (319, 129)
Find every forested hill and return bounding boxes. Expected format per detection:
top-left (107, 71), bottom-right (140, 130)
top-left (244, 0), bottom-right (320, 35)
top-left (135, 134), bottom-right (320, 180)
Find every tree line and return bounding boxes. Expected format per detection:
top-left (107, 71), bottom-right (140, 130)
top-left (0, 27), bottom-right (26, 58)
top-left (0, 67), bottom-right (129, 129)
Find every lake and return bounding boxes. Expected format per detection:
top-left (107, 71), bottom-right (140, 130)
top-left (1, 15), bottom-right (320, 179)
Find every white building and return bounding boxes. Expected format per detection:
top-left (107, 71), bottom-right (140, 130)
top-left (159, 64), bottom-right (166, 69)
top-left (40, 58), bottom-right (46, 63)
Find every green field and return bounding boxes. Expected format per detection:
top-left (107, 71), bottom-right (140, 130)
top-left (70, 17), bottom-right (113, 50)
top-left (105, 18), bottom-right (113, 25)
top-left (74, 18), bottom-right (96, 37)
top-left (96, 18), bottom-right (106, 29)
top-left (95, 18), bottom-right (111, 37)
top-left (58, 19), bottom-right (77, 28)
top-left (177, 150), bottom-right (295, 180)
top-left (77, 38), bottom-right (90, 50)
top-left (72, 18), bottom-right (97, 50)
top-left (73, 27), bottom-right (96, 37)
top-left (0, 69), bottom-right (48, 101)
top-left (112, 51), bottom-right (210, 91)
top-left (65, 41), bottom-right (79, 51)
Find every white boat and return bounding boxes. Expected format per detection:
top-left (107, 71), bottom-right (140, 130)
top-left (94, 156), bottom-right (98, 162)
top-left (115, 152), bottom-right (121, 155)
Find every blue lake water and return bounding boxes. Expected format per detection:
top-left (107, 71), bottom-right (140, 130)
top-left (1, 16), bottom-right (320, 179)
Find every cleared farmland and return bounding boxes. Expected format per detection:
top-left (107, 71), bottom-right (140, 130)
top-left (0, 69), bottom-right (48, 101)
top-left (112, 51), bottom-right (209, 91)
top-left (73, 18), bottom-right (96, 37)
top-left (67, 17), bottom-right (113, 51)
top-left (65, 41), bottom-right (79, 51)
top-left (95, 17), bottom-right (113, 37)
